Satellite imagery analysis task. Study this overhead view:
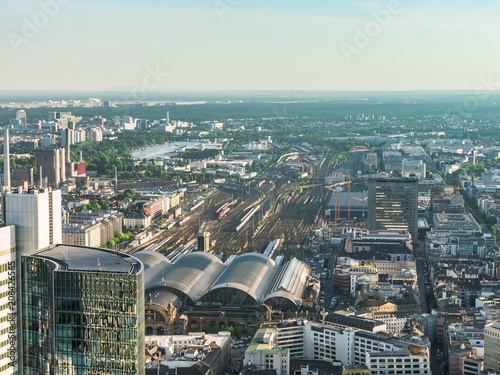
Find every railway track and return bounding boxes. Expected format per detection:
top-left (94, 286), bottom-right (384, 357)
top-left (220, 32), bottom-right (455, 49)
top-left (131, 151), bottom-right (336, 262)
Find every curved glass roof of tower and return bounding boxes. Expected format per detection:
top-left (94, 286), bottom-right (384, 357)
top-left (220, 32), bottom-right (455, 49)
top-left (34, 244), bottom-right (142, 273)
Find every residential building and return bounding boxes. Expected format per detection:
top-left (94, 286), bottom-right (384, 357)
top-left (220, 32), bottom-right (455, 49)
top-left (366, 347), bottom-right (430, 375)
top-left (68, 210), bottom-right (123, 245)
top-left (248, 320), bottom-right (431, 374)
top-left (124, 211), bottom-right (151, 229)
top-left (145, 332), bottom-right (231, 374)
top-left (88, 127), bottom-right (103, 142)
top-left (245, 327), bottom-right (290, 375)
top-left (322, 313), bottom-right (387, 333)
top-left (62, 222), bottom-right (102, 247)
top-left (143, 199), bottom-right (164, 220)
top-left (462, 351), bottom-right (484, 375)
top-left (402, 159), bottom-right (426, 179)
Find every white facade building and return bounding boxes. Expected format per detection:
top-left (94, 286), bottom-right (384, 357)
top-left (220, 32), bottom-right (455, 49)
top-left (249, 320), bottom-right (431, 375)
top-left (62, 222), bottom-right (102, 248)
top-left (402, 159), bottom-right (426, 179)
top-left (370, 313), bottom-right (410, 335)
top-left (245, 327), bottom-right (290, 375)
top-left (5, 189), bottom-right (62, 255)
top-left (366, 348), bottom-right (431, 375)
top-left (124, 212), bottom-right (151, 229)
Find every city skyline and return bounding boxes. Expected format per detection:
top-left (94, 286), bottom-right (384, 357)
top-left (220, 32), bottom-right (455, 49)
top-left (2, 0), bottom-right (500, 92)
top-left (1, 2), bottom-right (500, 374)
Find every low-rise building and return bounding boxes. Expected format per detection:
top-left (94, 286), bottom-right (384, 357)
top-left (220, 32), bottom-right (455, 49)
top-left (124, 211), bottom-right (151, 229)
top-left (245, 327), bottom-right (290, 375)
top-left (145, 332), bottom-right (231, 374)
top-left (62, 222), bottom-right (102, 247)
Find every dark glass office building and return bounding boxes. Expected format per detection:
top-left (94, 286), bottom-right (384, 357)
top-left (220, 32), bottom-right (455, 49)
top-left (367, 178), bottom-right (418, 242)
top-left (22, 245), bottom-right (144, 375)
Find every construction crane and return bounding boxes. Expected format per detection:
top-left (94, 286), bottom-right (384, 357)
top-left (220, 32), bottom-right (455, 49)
top-left (325, 181), bottom-right (351, 227)
top-left (353, 196), bottom-right (368, 224)
top-left (301, 171), bottom-right (359, 226)
top-left (327, 172), bottom-right (352, 223)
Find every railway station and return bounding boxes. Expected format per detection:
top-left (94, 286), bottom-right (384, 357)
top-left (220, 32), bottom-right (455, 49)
top-left (134, 250), bottom-right (316, 336)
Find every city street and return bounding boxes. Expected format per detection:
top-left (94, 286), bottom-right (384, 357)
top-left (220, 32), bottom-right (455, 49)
top-left (414, 242), bottom-right (429, 313)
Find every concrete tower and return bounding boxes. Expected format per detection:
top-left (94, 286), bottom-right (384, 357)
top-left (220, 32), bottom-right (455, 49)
top-left (197, 232), bottom-right (210, 252)
top-left (2, 130), bottom-right (11, 225)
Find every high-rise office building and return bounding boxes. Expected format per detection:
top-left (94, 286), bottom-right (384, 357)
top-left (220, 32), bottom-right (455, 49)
top-left (484, 321), bottom-right (500, 371)
top-left (5, 188), bottom-right (62, 256)
top-left (22, 245), bottom-right (145, 374)
top-left (197, 231), bottom-right (210, 252)
top-left (368, 178), bottom-right (418, 241)
top-left (16, 110), bottom-right (26, 127)
top-left (0, 226), bottom-right (16, 374)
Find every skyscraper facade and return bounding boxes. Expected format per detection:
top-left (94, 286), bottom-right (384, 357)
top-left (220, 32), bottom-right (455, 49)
top-left (368, 178), bottom-right (418, 241)
top-left (6, 188), bottom-right (62, 256)
top-left (22, 245), bottom-right (145, 374)
top-left (0, 226), bottom-right (16, 375)
top-left (484, 321), bottom-right (500, 372)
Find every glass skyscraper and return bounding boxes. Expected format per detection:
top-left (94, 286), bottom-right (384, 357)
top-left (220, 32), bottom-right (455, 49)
top-left (367, 178), bottom-right (419, 242)
top-left (22, 245), bottom-right (144, 375)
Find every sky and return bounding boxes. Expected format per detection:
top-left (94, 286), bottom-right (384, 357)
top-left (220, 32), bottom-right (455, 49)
top-left (1, 0), bottom-right (500, 92)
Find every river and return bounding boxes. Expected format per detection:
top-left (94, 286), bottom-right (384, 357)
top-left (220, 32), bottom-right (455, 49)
top-left (131, 141), bottom-right (222, 159)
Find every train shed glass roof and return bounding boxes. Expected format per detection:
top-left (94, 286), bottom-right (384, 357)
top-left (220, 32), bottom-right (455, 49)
top-left (203, 253), bottom-right (278, 304)
top-left (143, 251), bottom-right (225, 303)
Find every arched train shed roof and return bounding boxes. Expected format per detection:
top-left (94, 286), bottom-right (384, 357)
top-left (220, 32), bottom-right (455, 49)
top-left (134, 250), bottom-right (172, 290)
top-left (264, 258), bottom-right (311, 306)
top-left (146, 251), bottom-right (225, 303)
top-left (134, 250), bottom-right (171, 270)
top-left (203, 252), bottom-right (278, 304)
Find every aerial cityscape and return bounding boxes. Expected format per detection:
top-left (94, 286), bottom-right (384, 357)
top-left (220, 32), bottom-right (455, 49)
top-left (1, 1), bottom-right (500, 375)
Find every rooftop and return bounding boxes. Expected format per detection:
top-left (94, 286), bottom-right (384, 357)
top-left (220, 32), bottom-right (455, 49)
top-left (34, 244), bottom-right (141, 274)
top-left (246, 327), bottom-right (288, 355)
top-left (324, 312), bottom-right (386, 331)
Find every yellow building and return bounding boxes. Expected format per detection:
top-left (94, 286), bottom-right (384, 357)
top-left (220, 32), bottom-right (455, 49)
top-left (342, 365), bottom-right (370, 375)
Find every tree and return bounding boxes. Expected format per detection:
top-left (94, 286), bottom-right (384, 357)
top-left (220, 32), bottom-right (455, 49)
top-left (88, 201), bottom-right (101, 212)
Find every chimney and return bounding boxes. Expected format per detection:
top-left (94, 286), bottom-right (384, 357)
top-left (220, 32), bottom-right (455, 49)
top-left (60, 148), bottom-right (66, 182)
top-left (4, 129), bottom-right (10, 190)
top-left (79, 151), bottom-right (83, 163)
top-left (66, 129), bottom-right (71, 163)
top-left (1, 130), bottom-right (10, 225)
top-left (39, 166), bottom-right (43, 188)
